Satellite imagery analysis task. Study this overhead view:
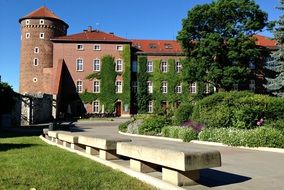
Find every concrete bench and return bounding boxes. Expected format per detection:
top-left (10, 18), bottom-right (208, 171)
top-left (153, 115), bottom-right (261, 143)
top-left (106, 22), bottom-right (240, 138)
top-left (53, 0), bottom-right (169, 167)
top-left (78, 135), bottom-right (131, 160)
top-left (57, 133), bottom-right (84, 150)
top-left (47, 131), bottom-right (60, 143)
top-left (117, 141), bottom-right (221, 186)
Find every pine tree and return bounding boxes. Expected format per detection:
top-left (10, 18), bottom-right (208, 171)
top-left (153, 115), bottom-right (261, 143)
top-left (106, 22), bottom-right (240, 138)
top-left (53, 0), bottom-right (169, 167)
top-left (265, 0), bottom-right (284, 97)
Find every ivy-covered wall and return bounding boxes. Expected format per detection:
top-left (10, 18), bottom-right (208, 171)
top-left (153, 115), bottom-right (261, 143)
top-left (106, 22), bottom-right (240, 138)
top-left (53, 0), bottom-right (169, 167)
top-left (137, 56), bottom-right (151, 113)
top-left (137, 56), bottom-right (195, 114)
top-left (79, 44), bottom-right (131, 114)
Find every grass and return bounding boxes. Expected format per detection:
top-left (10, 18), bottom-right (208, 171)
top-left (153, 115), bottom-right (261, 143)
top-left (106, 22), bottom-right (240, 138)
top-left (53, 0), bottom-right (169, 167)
top-left (0, 130), bottom-right (155, 190)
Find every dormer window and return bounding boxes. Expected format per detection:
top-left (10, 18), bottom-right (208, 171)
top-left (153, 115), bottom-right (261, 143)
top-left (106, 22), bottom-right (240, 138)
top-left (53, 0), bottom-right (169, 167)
top-left (39, 19), bottom-right (44, 25)
top-left (26, 20), bottom-right (30, 25)
top-left (149, 43), bottom-right (157, 49)
top-left (164, 43), bottom-right (172, 49)
top-left (77, 44), bottom-right (84, 50)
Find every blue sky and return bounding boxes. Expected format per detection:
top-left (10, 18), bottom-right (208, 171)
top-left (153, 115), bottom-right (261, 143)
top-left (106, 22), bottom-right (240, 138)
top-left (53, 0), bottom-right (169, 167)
top-left (0, 0), bottom-right (282, 92)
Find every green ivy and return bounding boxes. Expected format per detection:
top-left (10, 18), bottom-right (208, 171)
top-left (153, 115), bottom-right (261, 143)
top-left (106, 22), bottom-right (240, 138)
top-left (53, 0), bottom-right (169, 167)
top-left (79, 91), bottom-right (98, 104)
top-left (100, 55), bottom-right (117, 112)
top-left (137, 56), bottom-right (151, 113)
top-left (117, 44), bottom-right (131, 109)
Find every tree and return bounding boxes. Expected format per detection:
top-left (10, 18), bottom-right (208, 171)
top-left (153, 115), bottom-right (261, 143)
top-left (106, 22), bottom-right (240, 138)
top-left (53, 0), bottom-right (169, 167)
top-left (265, 0), bottom-right (284, 97)
top-left (177, 0), bottom-right (268, 92)
top-left (0, 82), bottom-right (15, 114)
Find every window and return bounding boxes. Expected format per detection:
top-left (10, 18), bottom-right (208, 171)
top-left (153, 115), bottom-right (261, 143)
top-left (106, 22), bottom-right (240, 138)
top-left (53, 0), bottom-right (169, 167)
top-left (116, 80), bottom-right (123, 93)
top-left (116, 45), bottom-right (123, 51)
top-left (34, 47), bottom-right (39, 53)
top-left (175, 61), bottom-right (182, 73)
top-left (39, 19), bottom-right (44, 25)
top-left (175, 83), bottom-right (182, 93)
top-left (132, 61), bottom-right (137, 72)
top-left (39, 33), bottom-right (44, 39)
top-left (149, 43), bottom-right (157, 49)
top-left (33, 77), bottom-right (38, 83)
top-left (249, 60), bottom-right (256, 69)
top-left (76, 58), bottom-right (83, 71)
top-left (93, 100), bottom-right (100, 113)
top-left (93, 59), bottom-right (100, 71)
top-left (147, 61), bottom-right (153, 72)
top-left (148, 101), bottom-right (153, 113)
top-left (161, 81), bottom-right (168, 93)
top-left (249, 80), bottom-right (255, 92)
top-left (33, 58), bottom-right (39, 66)
top-left (205, 83), bottom-right (211, 94)
top-left (26, 33), bottom-right (30, 39)
top-left (115, 59), bottom-right (123, 72)
top-left (132, 81), bottom-right (137, 93)
top-left (26, 20), bottom-right (30, 25)
top-left (77, 44), bottom-right (84, 50)
top-left (190, 82), bottom-right (197, 93)
top-left (93, 80), bottom-right (100, 93)
top-left (164, 43), bottom-right (173, 49)
top-left (161, 61), bottom-right (167, 72)
top-left (76, 80), bottom-right (83, 93)
top-left (93, 44), bottom-right (101, 51)
top-left (147, 81), bottom-right (153, 93)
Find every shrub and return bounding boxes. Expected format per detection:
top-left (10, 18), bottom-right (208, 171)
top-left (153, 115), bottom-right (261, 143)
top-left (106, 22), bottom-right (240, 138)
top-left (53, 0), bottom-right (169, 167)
top-left (127, 119), bottom-right (143, 134)
top-left (173, 103), bottom-right (193, 125)
top-left (192, 91), bottom-right (284, 129)
top-left (265, 119), bottom-right (284, 134)
top-left (198, 127), bottom-right (284, 148)
top-left (118, 120), bottom-right (132, 132)
top-left (161, 126), bottom-right (198, 142)
top-left (138, 116), bottom-right (171, 135)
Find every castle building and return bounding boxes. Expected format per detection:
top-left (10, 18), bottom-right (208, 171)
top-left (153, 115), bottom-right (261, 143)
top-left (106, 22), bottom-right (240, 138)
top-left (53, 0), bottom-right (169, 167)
top-left (19, 7), bottom-right (277, 119)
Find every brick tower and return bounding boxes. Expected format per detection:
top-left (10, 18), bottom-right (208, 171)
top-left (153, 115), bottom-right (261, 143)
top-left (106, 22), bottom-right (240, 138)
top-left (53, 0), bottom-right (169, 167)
top-left (19, 6), bottom-right (68, 94)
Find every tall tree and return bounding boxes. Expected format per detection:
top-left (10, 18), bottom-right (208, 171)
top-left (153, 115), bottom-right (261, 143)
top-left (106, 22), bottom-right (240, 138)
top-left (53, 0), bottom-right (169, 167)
top-left (177, 0), bottom-right (268, 92)
top-left (265, 0), bottom-right (284, 97)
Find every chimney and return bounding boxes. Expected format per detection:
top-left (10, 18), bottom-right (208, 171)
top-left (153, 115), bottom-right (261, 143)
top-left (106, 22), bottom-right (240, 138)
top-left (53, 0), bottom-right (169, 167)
top-left (87, 26), bottom-right (92, 32)
top-left (109, 32), bottom-right (114, 35)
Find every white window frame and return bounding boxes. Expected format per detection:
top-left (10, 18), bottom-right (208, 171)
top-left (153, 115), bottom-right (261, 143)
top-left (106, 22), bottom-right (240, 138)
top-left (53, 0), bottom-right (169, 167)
top-left (116, 45), bottom-right (123, 51)
top-left (93, 80), bottom-right (100, 93)
top-left (116, 80), bottom-right (123, 93)
top-left (176, 61), bottom-right (182, 73)
top-left (26, 20), bottom-right (30, 25)
top-left (77, 44), bottom-right (84, 50)
top-left (93, 100), bottom-right (100, 113)
top-left (190, 82), bottom-right (197, 93)
top-left (115, 59), bottom-right (123, 72)
top-left (34, 47), bottom-right (39, 54)
top-left (161, 81), bottom-right (168, 93)
top-left (39, 19), bottom-right (44, 25)
top-left (175, 83), bottom-right (182, 94)
top-left (33, 58), bottom-right (39, 66)
top-left (76, 80), bottom-right (83, 93)
top-left (32, 77), bottom-right (38, 83)
top-left (76, 58), bottom-right (84, 71)
top-left (147, 61), bottom-right (153, 72)
top-left (148, 101), bottom-right (153, 113)
top-left (161, 61), bottom-right (168, 73)
top-left (147, 81), bottom-right (153, 94)
top-left (93, 59), bottom-right (100, 71)
top-left (93, 44), bottom-right (101, 51)
top-left (39, 33), bottom-right (44, 39)
top-left (26, 33), bottom-right (30, 39)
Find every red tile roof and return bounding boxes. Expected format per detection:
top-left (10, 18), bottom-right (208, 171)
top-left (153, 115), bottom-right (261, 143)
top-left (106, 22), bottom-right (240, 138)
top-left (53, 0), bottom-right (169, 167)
top-left (52, 29), bottom-right (130, 43)
top-left (132, 40), bottom-right (183, 55)
top-left (19, 6), bottom-right (68, 27)
top-left (254, 34), bottom-right (277, 48)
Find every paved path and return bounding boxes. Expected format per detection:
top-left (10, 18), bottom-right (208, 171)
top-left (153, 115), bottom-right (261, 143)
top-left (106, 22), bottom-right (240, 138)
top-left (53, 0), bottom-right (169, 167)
top-left (68, 119), bottom-right (284, 190)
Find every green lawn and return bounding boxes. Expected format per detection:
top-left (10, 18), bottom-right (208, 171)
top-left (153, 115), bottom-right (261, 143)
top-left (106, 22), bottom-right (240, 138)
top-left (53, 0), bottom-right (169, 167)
top-left (0, 130), bottom-right (155, 190)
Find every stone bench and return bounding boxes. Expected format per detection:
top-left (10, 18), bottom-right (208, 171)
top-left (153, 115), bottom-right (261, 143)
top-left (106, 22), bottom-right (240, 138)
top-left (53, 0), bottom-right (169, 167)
top-left (117, 141), bottom-right (221, 186)
top-left (78, 135), bottom-right (131, 160)
top-left (57, 133), bottom-right (84, 150)
top-left (47, 131), bottom-right (60, 143)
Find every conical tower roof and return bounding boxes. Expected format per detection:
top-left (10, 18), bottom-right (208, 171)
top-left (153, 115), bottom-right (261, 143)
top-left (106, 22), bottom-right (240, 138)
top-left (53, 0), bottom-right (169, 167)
top-left (19, 6), bottom-right (68, 28)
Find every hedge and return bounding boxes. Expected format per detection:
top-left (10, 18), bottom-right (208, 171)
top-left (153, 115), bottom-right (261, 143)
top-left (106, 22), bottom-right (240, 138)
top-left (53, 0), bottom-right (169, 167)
top-left (161, 126), bottom-right (198, 142)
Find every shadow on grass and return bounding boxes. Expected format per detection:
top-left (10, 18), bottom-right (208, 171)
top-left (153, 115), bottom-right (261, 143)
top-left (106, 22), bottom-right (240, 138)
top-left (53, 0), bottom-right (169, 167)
top-left (0, 143), bottom-right (39, 152)
top-left (199, 169), bottom-right (251, 187)
top-left (0, 129), bottom-right (40, 138)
